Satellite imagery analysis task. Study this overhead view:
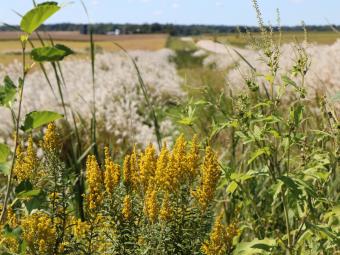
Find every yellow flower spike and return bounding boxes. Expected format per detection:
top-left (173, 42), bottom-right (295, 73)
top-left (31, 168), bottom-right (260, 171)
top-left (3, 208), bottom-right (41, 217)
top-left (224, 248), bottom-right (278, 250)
top-left (130, 145), bottom-right (140, 189)
top-left (104, 146), bottom-right (121, 195)
top-left (86, 155), bottom-right (104, 210)
top-left (193, 146), bottom-right (221, 211)
top-left (139, 143), bottom-right (157, 190)
top-left (122, 195), bottom-right (132, 220)
top-left (123, 154), bottom-right (132, 187)
top-left (43, 122), bottom-right (59, 152)
top-left (14, 136), bottom-right (39, 182)
top-left (22, 212), bottom-right (57, 255)
top-left (144, 183), bottom-right (158, 223)
top-left (186, 134), bottom-right (200, 179)
top-left (155, 143), bottom-right (170, 188)
top-left (159, 192), bottom-right (172, 222)
top-left (202, 213), bottom-right (239, 255)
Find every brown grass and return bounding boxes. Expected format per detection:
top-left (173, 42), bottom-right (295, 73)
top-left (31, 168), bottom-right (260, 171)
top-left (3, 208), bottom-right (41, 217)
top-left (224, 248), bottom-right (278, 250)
top-left (0, 32), bottom-right (168, 65)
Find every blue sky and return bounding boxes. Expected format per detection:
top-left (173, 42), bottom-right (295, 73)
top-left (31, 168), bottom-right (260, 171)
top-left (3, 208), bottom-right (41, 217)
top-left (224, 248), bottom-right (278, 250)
top-left (1, 0), bottom-right (339, 26)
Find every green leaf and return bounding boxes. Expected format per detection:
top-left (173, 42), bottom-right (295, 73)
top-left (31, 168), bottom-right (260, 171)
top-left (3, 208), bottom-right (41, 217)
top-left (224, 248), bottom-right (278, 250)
top-left (0, 161), bottom-right (11, 176)
top-left (17, 189), bottom-right (41, 199)
top-left (233, 238), bottom-right (277, 255)
top-left (0, 143), bottom-right (10, 163)
top-left (226, 181), bottom-right (238, 194)
top-left (248, 147), bottom-right (270, 165)
top-left (0, 76), bottom-right (17, 107)
top-left (22, 111), bottom-right (63, 132)
top-left (20, 2), bottom-right (60, 34)
top-left (31, 44), bottom-right (74, 62)
top-left (278, 176), bottom-right (302, 197)
top-left (282, 75), bottom-right (297, 88)
top-left (290, 104), bottom-right (304, 127)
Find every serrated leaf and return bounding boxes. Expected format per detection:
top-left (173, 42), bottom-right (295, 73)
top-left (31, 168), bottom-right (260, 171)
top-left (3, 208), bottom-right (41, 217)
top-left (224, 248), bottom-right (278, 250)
top-left (0, 143), bottom-right (10, 163)
top-left (22, 111), bottom-right (63, 132)
top-left (20, 2), bottom-right (60, 34)
top-left (31, 44), bottom-right (74, 62)
top-left (0, 76), bottom-right (17, 107)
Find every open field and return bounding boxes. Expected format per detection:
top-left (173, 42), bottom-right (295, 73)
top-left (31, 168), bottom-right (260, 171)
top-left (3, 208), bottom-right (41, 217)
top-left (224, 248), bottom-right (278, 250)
top-left (194, 31), bottom-right (340, 47)
top-left (0, 32), bottom-right (168, 65)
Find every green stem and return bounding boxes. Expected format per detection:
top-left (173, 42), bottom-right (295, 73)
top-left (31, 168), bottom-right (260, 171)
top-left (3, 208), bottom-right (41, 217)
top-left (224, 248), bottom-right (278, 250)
top-left (0, 42), bottom-right (27, 223)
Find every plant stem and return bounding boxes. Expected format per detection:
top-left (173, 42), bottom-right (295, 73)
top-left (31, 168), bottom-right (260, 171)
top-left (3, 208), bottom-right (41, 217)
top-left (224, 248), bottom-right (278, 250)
top-left (0, 42), bottom-right (27, 223)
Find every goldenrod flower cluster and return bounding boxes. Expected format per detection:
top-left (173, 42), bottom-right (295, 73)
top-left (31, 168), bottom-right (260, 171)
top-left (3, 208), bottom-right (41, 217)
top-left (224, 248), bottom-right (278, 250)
top-left (104, 146), bottom-right (121, 194)
top-left (13, 136), bottom-right (39, 182)
top-left (43, 122), bottom-right (59, 152)
top-left (86, 155), bottom-right (104, 210)
top-left (122, 194), bottom-right (132, 220)
top-left (201, 213), bottom-right (239, 255)
top-left (193, 146), bottom-right (221, 211)
top-left (22, 212), bottom-right (57, 254)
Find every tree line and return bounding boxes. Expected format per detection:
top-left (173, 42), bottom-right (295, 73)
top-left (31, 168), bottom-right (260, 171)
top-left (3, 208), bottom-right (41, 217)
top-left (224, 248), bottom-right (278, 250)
top-left (1, 23), bottom-right (338, 35)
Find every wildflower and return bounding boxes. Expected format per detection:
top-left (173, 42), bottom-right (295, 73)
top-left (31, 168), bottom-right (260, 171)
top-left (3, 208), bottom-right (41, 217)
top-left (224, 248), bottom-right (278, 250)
top-left (129, 146), bottom-right (139, 189)
top-left (193, 146), bottom-right (220, 211)
top-left (22, 212), bottom-right (57, 254)
top-left (201, 213), bottom-right (239, 255)
top-left (104, 147), bottom-right (120, 194)
top-left (139, 144), bottom-right (157, 190)
top-left (186, 134), bottom-right (200, 179)
top-left (123, 154), bottom-right (132, 187)
top-left (155, 143), bottom-right (170, 188)
top-left (159, 192), bottom-right (172, 221)
top-left (43, 122), bottom-right (59, 152)
top-left (14, 136), bottom-right (39, 182)
top-left (144, 183), bottom-right (158, 223)
top-left (165, 135), bottom-right (187, 191)
top-left (122, 195), bottom-right (132, 220)
top-left (86, 155), bottom-right (104, 210)
top-left (72, 217), bottom-right (91, 239)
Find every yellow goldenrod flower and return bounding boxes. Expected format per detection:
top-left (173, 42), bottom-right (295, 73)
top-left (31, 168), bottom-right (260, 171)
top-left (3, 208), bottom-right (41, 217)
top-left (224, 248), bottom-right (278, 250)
top-left (43, 122), bottom-right (59, 152)
top-left (202, 213), bottom-right (239, 255)
top-left (139, 143), bottom-right (157, 190)
top-left (186, 134), bottom-right (200, 179)
top-left (193, 146), bottom-right (220, 211)
top-left (123, 154), bottom-right (132, 187)
top-left (130, 146), bottom-right (139, 189)
top-left (22, 212), bottom-right (57, 254)
top-left (14, 136), bottom-right (39, 182)
top-left (155, 143), bottom-right (170, 189)
top-left (144, 184), bottom-right (158, 223)
top-left (86, 155), bottom-right (104, 210)
top-left (122, 195), bottom-right (132, 220)
top-left (104, 146), bottom-right (120, 194)
top-left (159, 192), bottom-right (172, 221)
top-left (72, 217), bottom-right (91, 239)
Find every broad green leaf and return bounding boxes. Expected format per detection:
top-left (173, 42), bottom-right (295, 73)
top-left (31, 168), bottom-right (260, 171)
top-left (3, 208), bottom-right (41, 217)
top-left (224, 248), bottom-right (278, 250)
top-left (0, 76), bottom-right (17, 107)
top-left (233, 238), bottom-right (277, 255)
top-left (22, 111), bottom-right (63, 132)
top-left (15, 180), bottom-right (33, 194)
top-left (3, 224), bottom-right (22, 239)
top-left (20, 2), bottom-right (60, 34)
top-left (0, 143), bottom-right (10, 163)
top-left (31, 44), bottom-right (74, 62)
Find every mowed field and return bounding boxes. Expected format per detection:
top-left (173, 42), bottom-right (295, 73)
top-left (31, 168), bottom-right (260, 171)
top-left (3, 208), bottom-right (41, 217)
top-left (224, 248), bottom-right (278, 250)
top-left (0, 31), bottom-right (168, 65)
